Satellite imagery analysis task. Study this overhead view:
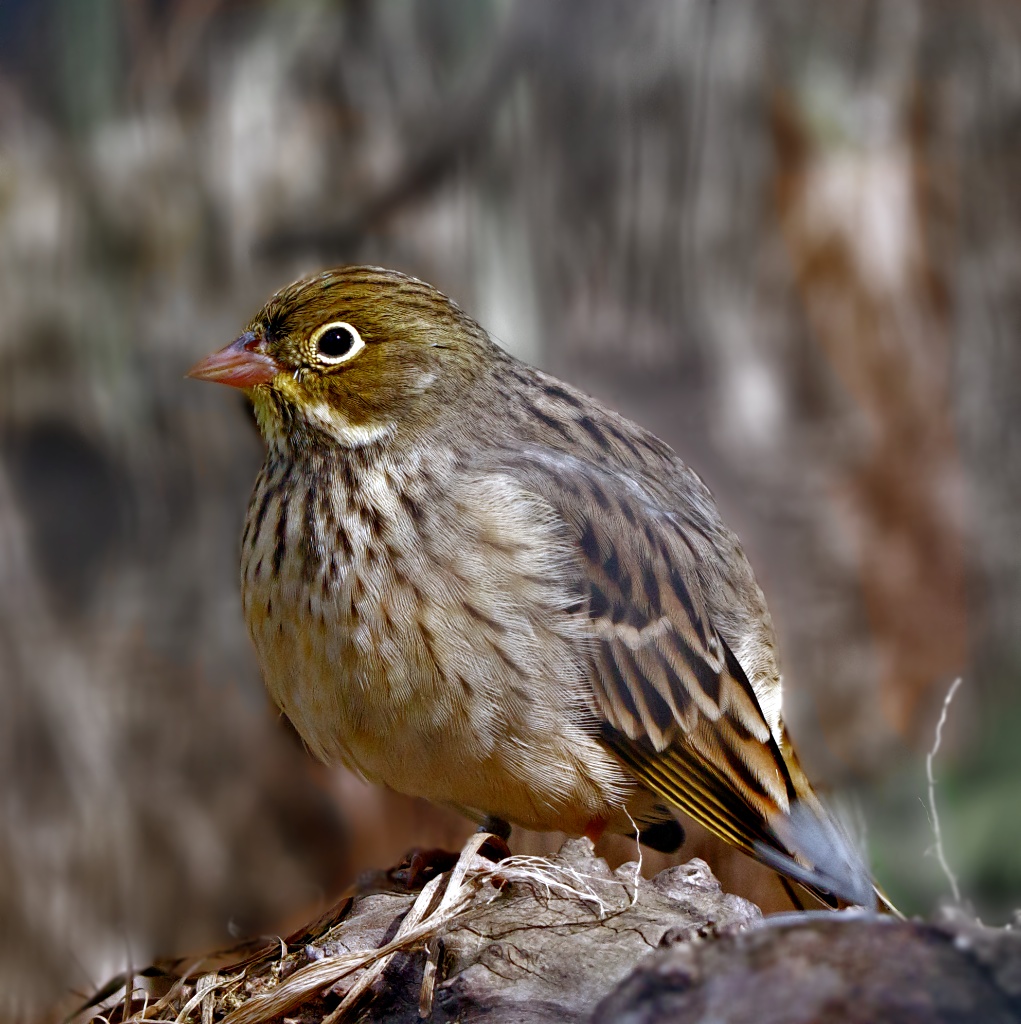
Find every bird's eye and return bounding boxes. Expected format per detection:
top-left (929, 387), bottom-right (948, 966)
top-left (310, 321), bottom-right (364, 365)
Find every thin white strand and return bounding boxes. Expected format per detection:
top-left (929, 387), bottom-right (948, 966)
top-left (622, 807), bottom-right (643, 907)
top-left (926, 677), bottom-right (963, 904)
top-left (473, 854), bottom-right (617, 916)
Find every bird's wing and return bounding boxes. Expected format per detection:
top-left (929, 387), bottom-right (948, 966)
top-left (492, 447), bottom-right (873, 907)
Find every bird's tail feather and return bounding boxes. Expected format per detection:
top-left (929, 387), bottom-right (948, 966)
top-left (757, 800), bottom-right (874, 909)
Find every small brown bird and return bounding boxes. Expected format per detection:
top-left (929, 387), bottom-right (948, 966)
top-left (189, 265), bottom-right (873, 907)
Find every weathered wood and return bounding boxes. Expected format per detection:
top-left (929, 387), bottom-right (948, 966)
top-left (594, 912), bottom-right (1021, 1024)
top-left (126, 840), bottom-right (1021, 1024)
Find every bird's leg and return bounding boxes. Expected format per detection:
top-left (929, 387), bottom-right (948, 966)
top-left (476, 815), bottom-right (512, 841)
top-left (584, 816), bottom-right (608, 844)
top-left (475, 815), bottom-right (512, 860)
top-left (384, 817), bottom-right (511, 891)
top-left (638, 818), bottom-right (686, 854)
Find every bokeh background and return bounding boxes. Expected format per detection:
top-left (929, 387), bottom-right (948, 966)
top-left (1, 0), bottom-right (1020, 1018)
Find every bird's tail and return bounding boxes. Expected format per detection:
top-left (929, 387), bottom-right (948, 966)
top-left (755, 799), bottom-right (877, 910)
top-left (607, 727), bottom-right (897, 912)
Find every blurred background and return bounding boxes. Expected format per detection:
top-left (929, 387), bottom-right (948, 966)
top-left (1, 0), bottom-right (1020, 1018)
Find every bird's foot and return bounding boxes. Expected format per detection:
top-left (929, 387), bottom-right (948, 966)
top-left (475, 815), bottom-right (512, 861)
top-left (381, 826), bottom-right (511, 892)
top-left (386, 847), bottom-right (460, 891)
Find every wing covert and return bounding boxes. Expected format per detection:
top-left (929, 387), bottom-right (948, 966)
top-left (487, 446), bottom-right (873, 906)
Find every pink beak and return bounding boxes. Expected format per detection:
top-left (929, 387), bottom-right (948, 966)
top-left (187, 331), bottom-right (281, 389)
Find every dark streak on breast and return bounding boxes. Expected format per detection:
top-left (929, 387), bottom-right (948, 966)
top-left (249, 481), bottom-right (275, 546)
top-left (418, 620), bottom-right (441, 676)
top-left (272, 498), bottom-right (289, 575)
top-left (336, 523), bottom-right (354, 562)
top-left (301, 489), bottom-right (319, 583)
top-left (399, 491), bottom-right (425, 528)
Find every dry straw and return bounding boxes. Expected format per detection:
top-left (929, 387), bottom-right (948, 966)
top-left (92, 833), bottom-right (632, 1024)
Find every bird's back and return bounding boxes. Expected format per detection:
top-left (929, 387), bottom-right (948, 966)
top-left (474, 352), bottom-right (786, 741)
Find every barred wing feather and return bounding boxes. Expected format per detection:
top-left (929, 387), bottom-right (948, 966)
top-left (498, 448), bottom-right (874, 907)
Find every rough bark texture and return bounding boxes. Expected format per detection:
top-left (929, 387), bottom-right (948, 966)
top-left (352, 841), bottom-right (758, 1023)
top-left (106, 840), bottom-right (1021, 1024)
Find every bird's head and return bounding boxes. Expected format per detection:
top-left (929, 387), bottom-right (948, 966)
top-left (188, 266), bottom-right (491, 450)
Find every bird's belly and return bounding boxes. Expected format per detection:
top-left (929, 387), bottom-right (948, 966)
top-left (259, 620), bottom-right (630, 833)
top-left (245, 580), bottom-right (632, 834)
top-left (240, 459), bottom-right (634, 834)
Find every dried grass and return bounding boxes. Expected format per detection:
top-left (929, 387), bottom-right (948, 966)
top-left (78, 834), bottom-right (633, 1024)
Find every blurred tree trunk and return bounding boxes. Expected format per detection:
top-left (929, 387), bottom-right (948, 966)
top-left (771, 65), bottom-right (967, 740)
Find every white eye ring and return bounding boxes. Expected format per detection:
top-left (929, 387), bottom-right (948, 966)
top-left (309, 321), bottom-right (365, 364)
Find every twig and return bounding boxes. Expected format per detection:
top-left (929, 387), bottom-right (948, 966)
top-left (174, 972), bottom-right (234, 1024)
top-left (926, 677), bottom-right (963, 904)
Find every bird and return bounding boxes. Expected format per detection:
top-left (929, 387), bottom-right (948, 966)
top-left (188, 265), bottom-right (875, 908)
